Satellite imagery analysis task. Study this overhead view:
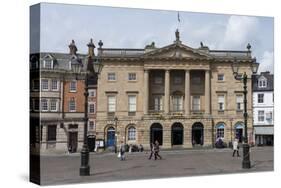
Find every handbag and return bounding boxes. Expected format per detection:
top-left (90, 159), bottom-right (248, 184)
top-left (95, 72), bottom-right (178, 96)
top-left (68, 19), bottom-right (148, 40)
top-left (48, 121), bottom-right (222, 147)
top-left (117, 152), bottom-right (121, 158)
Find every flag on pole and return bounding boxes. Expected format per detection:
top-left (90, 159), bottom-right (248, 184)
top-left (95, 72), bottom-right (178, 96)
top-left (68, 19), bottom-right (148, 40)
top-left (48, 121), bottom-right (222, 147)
top-left (177, 11), bottom-right (180, 23)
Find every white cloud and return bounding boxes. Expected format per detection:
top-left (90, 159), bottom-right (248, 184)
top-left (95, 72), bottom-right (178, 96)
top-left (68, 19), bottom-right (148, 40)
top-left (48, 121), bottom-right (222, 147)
top-left (219, 16), bottom-right (259, 49)
top-left (258, 51), bottom-right (274, 73)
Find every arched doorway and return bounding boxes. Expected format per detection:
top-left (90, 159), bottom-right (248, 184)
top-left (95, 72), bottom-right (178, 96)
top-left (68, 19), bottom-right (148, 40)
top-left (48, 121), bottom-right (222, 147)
top-left (150, 123), bottom-right (163, 145)
top-left (235, 123), bottom-right (244, 143)
top-left (171, 123), bottom-right (184, 145)
top-left (192, 122), bottom-right (204, 145)
top-left (106, 127), bottom-right (115, 147)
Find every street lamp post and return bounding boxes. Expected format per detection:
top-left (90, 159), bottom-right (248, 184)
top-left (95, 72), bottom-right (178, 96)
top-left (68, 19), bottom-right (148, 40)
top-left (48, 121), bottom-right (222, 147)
top-left (71, 39), bottom-right (103, 176)
top-left (114, 116), bottom-right (118, 153)
top-left (232, 54), bottom-right (259, 169)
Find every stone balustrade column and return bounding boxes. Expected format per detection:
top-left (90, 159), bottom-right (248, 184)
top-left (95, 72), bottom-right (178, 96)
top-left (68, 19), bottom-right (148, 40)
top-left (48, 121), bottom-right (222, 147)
top-left (164, 70), bottom-right (170, 114)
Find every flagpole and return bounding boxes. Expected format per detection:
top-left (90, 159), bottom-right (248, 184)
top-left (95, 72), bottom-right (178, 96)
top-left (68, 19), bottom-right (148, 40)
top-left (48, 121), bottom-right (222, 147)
top-left (177, 11), bottom-right (180, 30)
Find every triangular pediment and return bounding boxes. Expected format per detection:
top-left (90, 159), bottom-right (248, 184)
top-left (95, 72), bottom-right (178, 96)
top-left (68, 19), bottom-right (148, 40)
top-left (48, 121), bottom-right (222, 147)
top-left (143, 42), bottom-right (212, 60)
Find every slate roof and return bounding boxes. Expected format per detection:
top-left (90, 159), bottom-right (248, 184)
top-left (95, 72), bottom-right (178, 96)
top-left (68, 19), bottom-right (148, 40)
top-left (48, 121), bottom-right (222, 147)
top-left (30, 52), bottom-right (97, 85)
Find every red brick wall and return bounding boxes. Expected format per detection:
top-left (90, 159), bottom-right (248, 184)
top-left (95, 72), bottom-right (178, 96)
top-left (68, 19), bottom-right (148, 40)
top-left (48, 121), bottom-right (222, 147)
top-left (63, 80), bottom-right (85, 112)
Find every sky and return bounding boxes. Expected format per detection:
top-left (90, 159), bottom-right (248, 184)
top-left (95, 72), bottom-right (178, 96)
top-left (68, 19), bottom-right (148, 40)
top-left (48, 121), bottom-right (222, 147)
top-left (31, 3), bottom-right (274, 73)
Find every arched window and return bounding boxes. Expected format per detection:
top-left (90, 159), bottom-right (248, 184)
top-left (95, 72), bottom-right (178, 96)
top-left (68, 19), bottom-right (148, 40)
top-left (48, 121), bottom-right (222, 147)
top-left (235, 122), bottom-right (244, 142)
top-left (128, 126), bottom-right (136, 140)
top-left (30, 55), bottom-right (38, 69)
top-left (216, 123), bottom-right (225, 138)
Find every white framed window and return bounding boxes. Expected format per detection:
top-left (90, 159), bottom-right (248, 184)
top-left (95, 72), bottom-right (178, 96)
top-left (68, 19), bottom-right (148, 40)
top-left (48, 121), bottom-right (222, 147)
top-left (258, 110), bottom-right (265, 122)
top-left (44, 60), bottom-right (53, 69)
top-left (218, 74), bottom-right (224, 81)
top-left (258, 93), bottom-right (264, 103)
top-left (69, 98), bottom-right (76, 112)
top-left (41, 79), bottom-right (49, 91)
top-left (128, 126), bottom-right (136, 140)
top-left (236, 95), bottom-right (243, 110)
top-left (41, 99), bottom-right (48, 111)
top-left (50, 99), bottom-right (58, 112)
top-left (108, 73), bottom-right (116, 81)
top-left (154, 96), bottom-right (163, 111)
top-left (172, 95), bottom-right (183, 111)
top-left (70, 81), bottom-right (77, 92)
top-left (33, 79), bottom-right (39, 91)
top-left (128, 95), bottom-right (137, 112)
top-left (51, 80), bottom-right (59, 91)
top-left (154, 76), bottom-right (163, 84)
top-left (218, 95), bottom-right (225, 111)
top-left (174, 77), bottom-right (182, 84)
top-left (89, 103), bottom-right (95, 113)
top-left (258, 77), bottom-right (267, 88)
top-left (108, 95), bottom-right (116, 112)
top-left (89, 89), bottom-right (96, 97)
top-left (128, 73), bottom-right (137, 81)
top-left (192, 96), bottom-right (200, 111)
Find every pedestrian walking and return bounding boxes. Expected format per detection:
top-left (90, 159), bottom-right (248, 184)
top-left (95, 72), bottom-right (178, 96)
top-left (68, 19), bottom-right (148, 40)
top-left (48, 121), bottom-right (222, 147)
top-left (148, 143), bottom-right (154, 160)
top-left (232, 138), bottom-right (240, 157)
top-left (154, 140), bottom-right (162, 160)
top-left (119, 141), bottom-right (126, 161)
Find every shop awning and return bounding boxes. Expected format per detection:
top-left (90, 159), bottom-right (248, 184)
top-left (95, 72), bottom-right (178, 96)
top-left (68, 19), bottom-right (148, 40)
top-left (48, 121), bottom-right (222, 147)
top-left (254, 127), bottom-right (274, 135)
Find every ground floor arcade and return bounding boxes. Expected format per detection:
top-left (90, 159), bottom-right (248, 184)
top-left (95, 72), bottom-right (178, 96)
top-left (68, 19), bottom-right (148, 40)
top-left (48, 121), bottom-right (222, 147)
top-left (96, 117), bottom-right (253, 150)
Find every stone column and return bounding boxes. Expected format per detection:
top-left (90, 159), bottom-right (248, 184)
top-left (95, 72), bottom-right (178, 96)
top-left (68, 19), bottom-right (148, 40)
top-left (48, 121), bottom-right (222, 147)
top-left (164, 70), bottom-right (170, 114)
top-left (183, 122), bottom-right (192, 148)
top-left (162, 122), bottom-right (172, 149)
top-left (205, 70), bottom-right (210, 114)
top-left (144, 69), bottom-right (149, 115)
top-left (185, 70), bottom-right (190, 116)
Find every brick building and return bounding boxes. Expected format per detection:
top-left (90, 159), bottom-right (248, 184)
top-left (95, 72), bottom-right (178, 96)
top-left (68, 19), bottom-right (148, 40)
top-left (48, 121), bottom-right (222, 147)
top-left (30, 40), bottom-right (98, 153)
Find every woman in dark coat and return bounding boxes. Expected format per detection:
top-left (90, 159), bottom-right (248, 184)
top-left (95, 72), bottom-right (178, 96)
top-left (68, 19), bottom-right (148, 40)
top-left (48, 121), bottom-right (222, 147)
top-left (154, 140), bottom-right (162, 160)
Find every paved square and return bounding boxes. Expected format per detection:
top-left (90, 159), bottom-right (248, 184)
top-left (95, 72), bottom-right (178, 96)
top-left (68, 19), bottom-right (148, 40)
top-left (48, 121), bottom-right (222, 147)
top-left (40, 147), bottom-right (273, 185)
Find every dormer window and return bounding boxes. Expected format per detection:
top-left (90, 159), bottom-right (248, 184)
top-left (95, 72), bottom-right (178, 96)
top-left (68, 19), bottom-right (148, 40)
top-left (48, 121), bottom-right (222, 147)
top-left (258, 76), bottom-right (267, 88)
top-left (43, 54), bottom-right (54, 69)
top-left (44, 59), bottom-right (53, 69)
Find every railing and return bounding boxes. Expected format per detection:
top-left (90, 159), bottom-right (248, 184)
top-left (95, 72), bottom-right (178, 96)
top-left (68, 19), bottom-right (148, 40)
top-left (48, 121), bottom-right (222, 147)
top-left (99, 48), bottom-right (145, 57)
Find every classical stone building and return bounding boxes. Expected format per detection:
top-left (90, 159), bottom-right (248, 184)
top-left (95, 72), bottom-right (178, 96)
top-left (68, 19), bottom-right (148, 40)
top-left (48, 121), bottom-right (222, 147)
top-left (96, 31), bottom-right (257, 149)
